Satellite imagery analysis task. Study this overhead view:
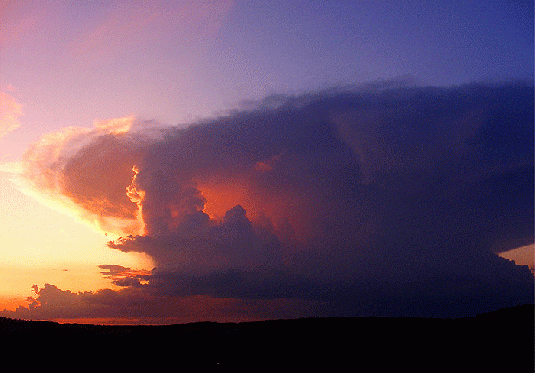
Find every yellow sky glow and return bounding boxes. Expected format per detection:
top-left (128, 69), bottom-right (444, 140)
top-left (0, 170), bottom-right (152, 309)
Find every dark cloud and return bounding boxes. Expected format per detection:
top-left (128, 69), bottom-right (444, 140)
top-left (11, 80), bottom-right (534, 321)
top-left (98, 265), bottom-right (150, 287)
top-left (2, 283), bottom-right (316, 323)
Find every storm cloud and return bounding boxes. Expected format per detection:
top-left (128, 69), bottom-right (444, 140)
top-left (14, 80), bottom-right (534, 320)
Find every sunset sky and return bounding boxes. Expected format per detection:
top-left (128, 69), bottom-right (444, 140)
top-left (0, 0), bottom-right (533, 323)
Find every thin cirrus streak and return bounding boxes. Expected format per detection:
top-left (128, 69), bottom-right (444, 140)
top-left (9, 80), bottom-right (534, 321)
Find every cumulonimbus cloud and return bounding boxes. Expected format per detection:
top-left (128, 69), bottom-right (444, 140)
top-left (12, 80), bottom-right (535, 320)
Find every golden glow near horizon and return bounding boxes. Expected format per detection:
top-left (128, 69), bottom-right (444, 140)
top-left (0, 170), bottom-right (153, 310)
top-left (0, 116), bottom-right (153, 308)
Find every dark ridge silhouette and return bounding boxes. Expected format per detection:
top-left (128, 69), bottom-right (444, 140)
top-left (0, 304), bottom-right (532, 369)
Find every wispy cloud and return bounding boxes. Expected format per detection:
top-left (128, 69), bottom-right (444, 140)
top-left (19, 116), bottom-right (163, 236)
top-left (0, 92), bottom-right (23, 139)
top-left (69, 0), bottom-right (235, 67)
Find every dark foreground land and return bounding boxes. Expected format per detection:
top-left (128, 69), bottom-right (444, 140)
top-left (1, 304), bottom-right (533, 369)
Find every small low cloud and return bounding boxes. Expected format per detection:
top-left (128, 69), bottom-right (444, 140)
top-left (98, 264), bottom-right (150, 287)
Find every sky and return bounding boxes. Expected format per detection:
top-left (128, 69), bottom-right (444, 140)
top-left (0, 0), bottom-right (533, 323)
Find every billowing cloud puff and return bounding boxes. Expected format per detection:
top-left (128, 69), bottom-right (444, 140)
top-left (13, 80), bottom-right (534, 320)
top-left (21, 116), bottom-right (164, 235)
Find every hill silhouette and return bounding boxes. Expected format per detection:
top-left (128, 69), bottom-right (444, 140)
top-left (1, 304), bottom-right (532, 369)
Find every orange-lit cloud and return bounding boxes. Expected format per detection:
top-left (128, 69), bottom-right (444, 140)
top-left (20, 116), bottom-right (161, 236)
top-left (199, 180), bottom-right (254, 221)
top-left (126, 165), bottom-right (146, 234)
top-left (498, 244), bottom-right (534, 272)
